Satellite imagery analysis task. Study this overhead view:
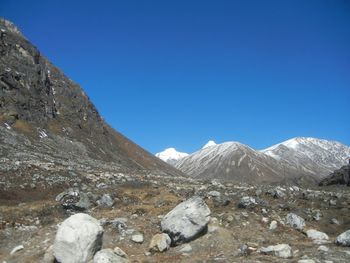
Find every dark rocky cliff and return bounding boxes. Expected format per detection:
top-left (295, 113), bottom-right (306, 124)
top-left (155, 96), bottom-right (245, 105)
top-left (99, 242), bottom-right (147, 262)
top-left (0, 18), bottom-right (182, 190)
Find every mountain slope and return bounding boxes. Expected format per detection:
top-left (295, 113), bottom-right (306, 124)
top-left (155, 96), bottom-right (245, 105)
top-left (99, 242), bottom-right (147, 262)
top-left (0, 18), bottom-right (182, 190)
top-left (174, 138), bottom-right (350, 183)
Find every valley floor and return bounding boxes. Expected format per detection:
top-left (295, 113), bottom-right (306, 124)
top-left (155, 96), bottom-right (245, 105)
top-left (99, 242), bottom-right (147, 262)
top-left (1, 168), bottom-right (350, 263)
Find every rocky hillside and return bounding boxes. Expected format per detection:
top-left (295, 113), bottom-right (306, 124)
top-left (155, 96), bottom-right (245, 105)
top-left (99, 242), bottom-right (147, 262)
top-left (174, 137), bottom-right (350, 184)
top-left (0, 18), bottom-right (183, 199)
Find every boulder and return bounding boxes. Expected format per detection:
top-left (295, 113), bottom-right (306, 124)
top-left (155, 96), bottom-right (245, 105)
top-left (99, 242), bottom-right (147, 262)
top-left (93, 248), bottom-right (129, 263)
top-left (260, 244), bottom-right (292, 259)
top-left (149, 233), bottom-right (171, 252)
top-left (55, 188), bottom-right (91, 211)
top-left (286, 213), bottom-right (305, 230)
top-left (54, 213), bottom-right (103, 263)
top-left (335, 230), bottom-right (350, 246)
top-left (160, 196), bottom-right (211, 245)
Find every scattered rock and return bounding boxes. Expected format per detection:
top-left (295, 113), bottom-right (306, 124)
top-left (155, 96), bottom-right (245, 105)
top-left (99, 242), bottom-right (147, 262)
top-left (298, 259), bottom-right (315, 263)
top-left (318, 245), bottom-right (329, 252)
top-left (260, 244), bottom-right (292, 259)
top-left (161, 196), bottom-right (211, 245)
top-left (54, 213), bottom-right (103, 263)
top-left (330, 218), bottom-right (340, 225)
top-left (267, 186), bottom-right (286, 198)
top-left (97, 194), bottom-right (114, 207)
top-left (207, 191), bottom-right (221, 198)
top-left (10, 245), bottom-right (24, 255)
top-left (286, 213), bottom-right (305, 230)
top-left (43, 245), bottom-right (54, 263)
top-left (93, 248), bottom-right (129, 263)
top-left (149, 233), bottom-right (171, 252)
top-left (335, 230), bottom-right (350, 246)
top-left (306, 229), bottom-right (329, 244)
top-left (238, 196), bottom-right (257, 209)
top-left (131, 233), bottom-right (144, 244)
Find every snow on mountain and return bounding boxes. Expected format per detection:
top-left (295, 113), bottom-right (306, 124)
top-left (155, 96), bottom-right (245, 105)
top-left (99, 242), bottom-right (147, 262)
top-left (202, 140), bottom-right (217, 149)
top-left (261, 137), bottom-right (350, 176)
top-left (155, 148), bottom-right (189, 165)
top-left (173, 137), bottom-right (350, 183)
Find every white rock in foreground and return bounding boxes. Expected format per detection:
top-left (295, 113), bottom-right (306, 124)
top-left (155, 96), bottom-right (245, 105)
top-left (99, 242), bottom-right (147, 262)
top-left (10, 245), bottom-right (24, 255)
top-left (335, 230), bottom-right (350, 246)
top-left (54, 213), bottom-right (103, 263)
top-left (161, 196), bottom-right (211, 245)
top-left (306, 229), bottom-right (329, 244)
top-left (260, 244), bottom-right (292, 258)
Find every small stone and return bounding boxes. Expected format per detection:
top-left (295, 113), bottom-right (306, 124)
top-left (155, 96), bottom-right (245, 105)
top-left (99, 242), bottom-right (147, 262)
top-left (329, 199), bottom-right (337, 206)
top-left (298, 260), bottom-right (315, 263)
top-left (97, 194), bottom-right (114, 207)
top-left (207, 191), bottom-right (221, 197)
top-left (149, 233), bottom-right (171, 252)
top-left (330, 218), bottom-right (340, 225)
top-left (113, 247), bottom-right (128, 258)
top-left (269, 220), bottom-right (278, 230)
top-left (179, 244), bottom-right (192, 253)
top-left (131, 233), bottom-right (144, 244)
top-left (260, 244), bottom-right (292, 259)
top-left (93, 248), bottom-right (129, 263)
top-left (318, 245), bottom-right (329, 252)
top-left (10, 245), bottom-right (24, 255)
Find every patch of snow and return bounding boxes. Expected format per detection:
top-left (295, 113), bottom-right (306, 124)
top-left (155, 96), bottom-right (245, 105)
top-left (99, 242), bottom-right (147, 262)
top-left (202, 140), bottom-right (217, 149)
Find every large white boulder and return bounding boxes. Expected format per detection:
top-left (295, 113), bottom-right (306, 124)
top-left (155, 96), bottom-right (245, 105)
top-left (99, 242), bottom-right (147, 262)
top-left (161, 196), bottom-right (211, 245)
top-left (54, 213), bottom-right (104, 263)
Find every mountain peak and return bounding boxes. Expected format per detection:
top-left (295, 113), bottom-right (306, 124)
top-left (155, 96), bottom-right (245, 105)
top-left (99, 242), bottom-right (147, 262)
top-left (155, 148), bottom-right (189, 164)
top-left (202, 140), bottom-right (217, 149)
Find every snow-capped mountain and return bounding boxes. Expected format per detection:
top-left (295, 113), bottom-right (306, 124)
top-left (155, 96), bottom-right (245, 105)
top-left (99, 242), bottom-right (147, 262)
top-left (173, 137), bottom-right (350, 183)
top-left (202, 140), bottom-right (217, 149)
top-left (261, 137), bottom-right (350, 177)
top-left (155, 148), bottom-right (189, 165)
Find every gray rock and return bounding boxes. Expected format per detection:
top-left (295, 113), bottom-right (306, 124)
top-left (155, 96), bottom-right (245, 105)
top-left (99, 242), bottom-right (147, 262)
top-left (161, 196), bottom-right (211, 245)
top-left (335, 230), bottom-right (350, 246)
top-left (179, 244), bottom-right (192, 253)
top-left (238, 196), bottom-right (257, 209)
top-left (286, 213), bottom-right (305, 230)
top-left (43, 245), bottom-right (54, 263)
top-left (93, 248), bottom-right (129, 263)
top-left (267, 187), bottom-right (286, 198)
top-left (54, 213), bottom-right (103, 263)
top-left (56, 189), bottom-right (91, 211)
top-left (306, 229), bottom-right (329, 244)
top-left (97, 194), bottom-right (114, 207)
top-left (318, 245), bottom-right (329, 252)
top-left (330, 218), bottom-right (340, 225)
top-left (149, 233), bottom-right (171, 252)
top-left (207, 191), bottom-right (221, 197)
top-left (260, 244), bottom-right (292, 258)
top-left (298, 260), bottom-right (315, 263)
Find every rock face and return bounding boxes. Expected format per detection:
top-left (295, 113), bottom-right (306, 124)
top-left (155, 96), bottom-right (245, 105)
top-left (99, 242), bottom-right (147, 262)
top-left (286, 213), bottom-right (305, 230)
top-left (161, 196), bottom-right (211, 245)
top-left (53, 213), bottom-right (103, 263)
top-left (319, 164), bottom-right (350, 187)
top-left (335, 230), bottom-right (350, 246)
top-left (260, 244), bottom-right (292, 259)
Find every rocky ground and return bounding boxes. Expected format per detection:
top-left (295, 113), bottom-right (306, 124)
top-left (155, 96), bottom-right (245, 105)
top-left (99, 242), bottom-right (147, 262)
top-left (1, 159), bottom-right (350, 262)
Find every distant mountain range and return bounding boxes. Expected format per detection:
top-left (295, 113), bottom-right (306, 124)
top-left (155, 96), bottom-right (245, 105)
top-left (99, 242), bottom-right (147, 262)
top-left (156, 137), bottom-right (350, 183)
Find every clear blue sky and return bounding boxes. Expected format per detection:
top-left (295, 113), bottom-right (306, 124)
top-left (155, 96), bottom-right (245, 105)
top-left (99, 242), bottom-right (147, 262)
top-left (1, 0), bottom-right (349, 153)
